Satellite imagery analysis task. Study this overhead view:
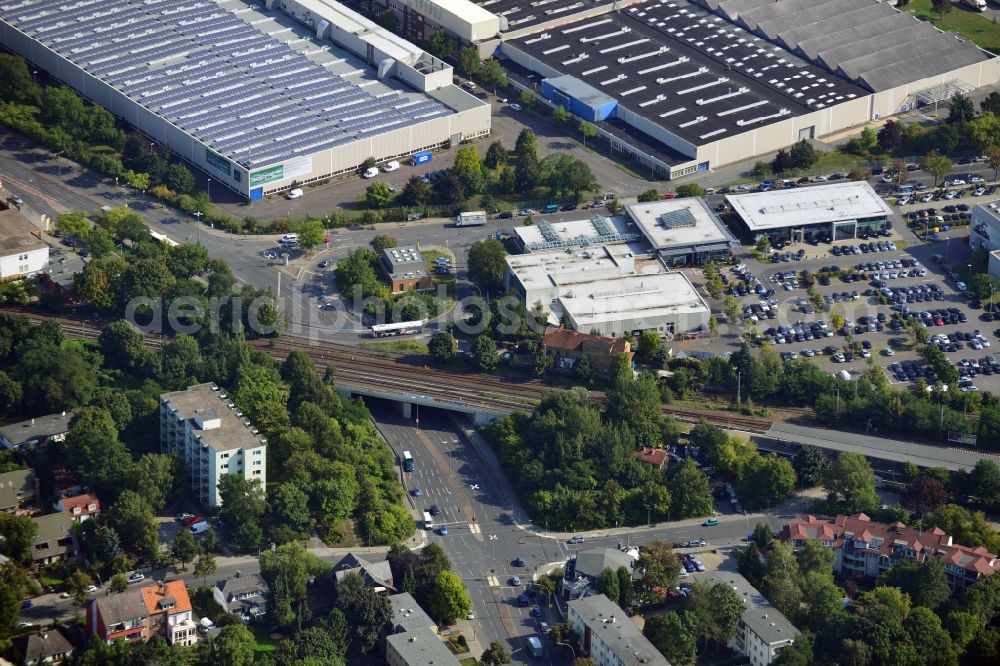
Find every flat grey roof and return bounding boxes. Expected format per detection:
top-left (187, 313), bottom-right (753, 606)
top-left (568, 594), bottom-right (670, 666)
top-left (627, 198), bottom-right (737, 251)
top-left (726, 181), bottom-right (892, 231)
top-left (701, 0), bottom-right (989, 92)
top-left (160, 382), bottom-right (266, 453)
top-left (386, 627), bottom-right (461, 666)
top-left (0, 209), bottom-right (46, 256)
top-left (0, 411), bottom-right (73, 448)
top-left (762, 422), bottom-right (991, 472)
top-left (478, 0), bottom-right (593, 32)
top-left (0, 0), bottom-right (454, 169)
top-left (389, 593), bottom-right (436, 634)
top-left (507, 0), bottom-right (865, 147)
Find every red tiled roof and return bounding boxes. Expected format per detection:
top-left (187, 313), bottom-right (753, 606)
top-left (543, 327), bottom-right (630, 355)
top-left (632, 447), bottom-right (668, 466)
top-left (779, 513), bottom-right (998, 579)
top-left (60, 493), bottom-right (100, 514)
top-left (141, 581), bottom-right (192, 616)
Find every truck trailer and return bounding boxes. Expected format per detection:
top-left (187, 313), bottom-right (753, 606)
top-left (456, 211), bottom-right (487, 227)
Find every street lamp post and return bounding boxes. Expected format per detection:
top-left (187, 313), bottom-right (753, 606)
top-left (207, 177), bottom-right (212, 201)
top-left (193, 211), bottom-right (203, 244)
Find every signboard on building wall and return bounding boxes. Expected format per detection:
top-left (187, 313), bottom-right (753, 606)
top-left (250, 165), bottom-right (284, 186)
top-left (205, 149), bottom-right (232, 176)
top-left (283, 156), bottom-right (313, 180)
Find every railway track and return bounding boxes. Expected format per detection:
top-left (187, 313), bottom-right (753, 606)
top-left (4, 307), bottom-right (779, 430)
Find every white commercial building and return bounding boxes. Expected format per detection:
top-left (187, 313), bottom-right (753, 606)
top-left (504, 243), bottom-right (711, 338)
top-left (373, 0), bottom-right (502, 43)
top-left (726, 181), bottom-right (893, 244)
top-left (0, 0), bottom-right (489, 201)
top-left (567, 594), bottom-right (670, 666)
top-left (0, 207), bottom-right (48, 280)
top-left (512, 214), bottom-right (639, 252)
top-left (969, 200), bottom-right (1000, 277)
top-left (626, 198), bottom-right (739, 266)
top-left (701, 572), bottom-right (799, 666)
top-left (160, 383), bottom-right (267, 508)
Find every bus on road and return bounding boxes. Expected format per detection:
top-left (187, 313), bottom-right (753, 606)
top-left (371, 320), bottom-right (425, 337)
top-left (402, 451), bottom-right (414, 472)
top-left (422, 511), bottom-right (433, 530)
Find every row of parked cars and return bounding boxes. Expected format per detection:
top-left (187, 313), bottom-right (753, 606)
top-left (760, 321), bottom-right (835, 346)
top-left (880, 282), bottom-right (946, 306)
top-left (888, 360), bottom-right (933, 384)
top-left (831, 240), bottom-right (896, 256)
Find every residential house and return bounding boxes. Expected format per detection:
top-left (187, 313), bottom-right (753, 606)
top-left (52, 492), bottom-right (100, 522)
top-left (632, 447), bottom-right (668, 470)
top-left (141, 580), bottom-right (197, 647)
top-left (51, 466), bottom-right (81, 498)
top-left (11, 628), bottom-right (74, 665)
top-left (779, 513), bottom-right (999, 592)
top-left (30, 513), bottom-right (77, 565)
top-left (213, 572), bottom-right (269, 623)
top-left (564, 548), bottom-right (636, 600)
top-left (567, 594), bottom-right (670, 666)
top-left (160, 383), bottom-right (267, 507)
top-left (700, 572), bottom-right (799, 666)
top-left (87, 581), bottom-right (196, 647)
top-left (388, 593), bottom-right (436, 635)
top-left (542, 327), bottom-right (634, 378)
top-left (0, 207), bottom-right (49, 280)
top-left (86, 589), bottom-right (149, 645)
top-left (378, 246), bottom-right (431, 292)
top-left (332, 553), bottom-right (396, 594)
top-left (385, 627), bottom-right (460, 666)
top-left (0, 412), bottom-right (72, 452)
top-left (0, 469), bottom-right (39, 514)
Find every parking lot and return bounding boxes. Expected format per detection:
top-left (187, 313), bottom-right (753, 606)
top-left (724, 213), bottom-right (1000, 394)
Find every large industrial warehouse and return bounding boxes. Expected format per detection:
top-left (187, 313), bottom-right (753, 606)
top-left (498, 0), bottom-right (1000, 177)
top-left (0, 0), bottom-right (490, 200)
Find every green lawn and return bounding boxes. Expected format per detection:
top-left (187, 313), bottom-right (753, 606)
top-left (904, 0), bottom-right (1000, 52)
top-left (252, 626), bottom-right (280, 653)
top-left (39, 573), bottom-right (65, 589)
top-left (360, 340), bottom-right (428, 354)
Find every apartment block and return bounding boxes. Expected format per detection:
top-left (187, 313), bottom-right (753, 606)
top-left (780, 513), bottom-right (999, 592)
top-left (87, 580), bottom-right (196, 647)
top-left (160, 383), bottom-right (267, 508)
top-left (567, 594), bottom-right (670, 666)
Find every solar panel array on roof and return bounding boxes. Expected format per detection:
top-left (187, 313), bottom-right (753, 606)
top-left (0, 0), bottom-right (454, 169)
top-left (693, 0), bottom-right (990, 92)
top-left (509, 0), bottom-right (865, 145)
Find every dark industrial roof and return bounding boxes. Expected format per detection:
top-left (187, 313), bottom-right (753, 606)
top-left (508, 0), bottom-right (865, 146)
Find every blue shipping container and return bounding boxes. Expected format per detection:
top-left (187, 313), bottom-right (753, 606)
top-left (412, 150), bottom-right (433, 165)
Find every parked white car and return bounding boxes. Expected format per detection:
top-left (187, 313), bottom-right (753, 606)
top-left (382, 160), bottom-right (400, 172)
top-left (286, 188), bottom-right (303, 199)
top-left (363, 167), bottom-right (379, 178)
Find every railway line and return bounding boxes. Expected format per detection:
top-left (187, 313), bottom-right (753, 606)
top-left (4, 307), bottom-right (775, 430)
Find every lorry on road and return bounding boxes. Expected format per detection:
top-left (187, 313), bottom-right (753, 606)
top-left (456, 211), bottom-right (487, 227)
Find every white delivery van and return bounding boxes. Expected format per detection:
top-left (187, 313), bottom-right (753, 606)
top-left (383, 161), bottom-right (400, 172)
top-left (189, 520), bottom-right (209, 535)
top-left (286, 188), bottom-right (303, 199)
top-left (363, 167), bottom-right (379, 178)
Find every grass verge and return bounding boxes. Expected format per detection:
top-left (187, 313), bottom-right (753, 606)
top-left (252, 626), bottom-right (280, 653)
top-left (360, 340), bottom-right (428, 354)
top-left (904, 1), bottom-right (1000, 52)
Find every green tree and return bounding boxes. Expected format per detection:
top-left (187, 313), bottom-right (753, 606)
top-left (473, 334), bottom-right (498, 372)
top-left (129, 453), bottom-right (175, 511)
top-left (194, 552), bottom-right (217, 587)
top-left (906, 605), bottom-right (959, 665)
top-left (107, 490), bottom-right (159, 559)
top-left (66, 569), bottom-right (95, 607)
top-left (643, 611), bottom-right (698, 665)
top-left (553, 104), bottom-right (571, 127)
top-left (481, 60), bottom-right (507, 93)
top-left (0, 54), bottom-right (39, 103)
top-left (467, 239), bottom-right (507, 294)
top-left (762, 541), bottom-right (802, 618)
top-left (399, 175), bottom-right (430, 206)
top-left (172, 528), bottom-right (200, 570)
top-left (163, 163), bottom-right (195, 194)
top-left (62, 407), bottom-right (135, 497)
top-left (213, 624), bottom-right (257, 666)
top-left (751, 161), bottom-right (773, 179)
top-left (795, 539), bottom-right (835, 577)
top-left (453, 145), bottom-right (486, 196)
top-left (635, 541), bottom-right (680, 600)
top-left (689, 581), bottom-right (744, 648)
top-left (457, 47), bottom-right (481, 78)
top-left (675, 183), bottom-right (706, 198)
top-left (485, 141), bottom-right (508, 170)
top-left (739, 454), bottom-right (797, 510)
top-left (298, 219), bottom-right (325, 252)
top-left (123, 169), bottom-right (150, 193)
top-left (579, 121), bottom-right (597, 147)
top-left (669, 458), bottom-right (714, 518)
top-left (0, 514), bottom-right (37, 565)
top-left (335, 571), bottom-right (393, 654)
top-left (427, 29), bottom-right (453, 59)
top-left (364, 182), bottom-right (393, 209)
top-left (790, 139), bottom-right (818, 168)
top-left (921, 150), bottom-right (953, 187)
top-left (110, 574), bottom-right (128, 593)
top-left (794, 445), bottom-right (830, 487)
top-left (165, 243), bottom-right (209, 279)
top-left (949, 92), bottom-right (974, 123)
top-left (218, 475), bottom-right (266, 552)
top-left (480, 640), bottom-right (512, 666)
top-left (376, 8), bottom-right (400, 32)
top-left (99, 319), bottom-right (148, 371)
top-left (160, 334), bottom-right (203, 389)
top-left (637, 189), bottom-right (660, 203)
top-left (428, 331), bottom-right (457, 361)
top-left (878, 120), bottom-right (903, 151)
top-left (514, 128), bottom-right (541, 192)
top-left (773, 635), bottom-right (814, 666)
top-left (0, 563), bottom-right (28, 636)
top-left (878, 559), bottom-right (951, 610)
top-left (596, 567), bottom-right (620, 602)
top-left (617, 565), bottom-right (634, 610)
top-left (428, 570), bottom-right (472, 623)
top-left (268, 482), bottom-right (313, 540)
top-left (823, 451), bottom-right (879, 513)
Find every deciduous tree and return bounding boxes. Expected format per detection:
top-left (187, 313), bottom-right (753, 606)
top-left (172, 528), bottom-right (200, 570)
top-left (364, 182), bottom-right (393, 209)
top-left (428, 331), bottom-right (457, 361)
top-left (823, 451), bottom-right (879, 513)
top-left (481, 60), bottom-right (507, 93)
